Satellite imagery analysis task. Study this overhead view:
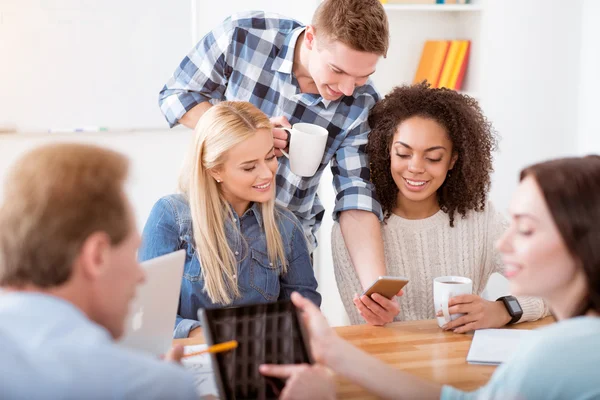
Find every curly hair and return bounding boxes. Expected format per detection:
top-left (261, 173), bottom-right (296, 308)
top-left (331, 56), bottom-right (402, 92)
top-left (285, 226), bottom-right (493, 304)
top-left (367, 82), bottom-right (498, 226)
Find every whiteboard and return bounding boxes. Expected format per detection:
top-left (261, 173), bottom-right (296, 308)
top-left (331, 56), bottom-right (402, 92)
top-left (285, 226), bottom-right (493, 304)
top-left (0, 0), bottom-right (193, 132)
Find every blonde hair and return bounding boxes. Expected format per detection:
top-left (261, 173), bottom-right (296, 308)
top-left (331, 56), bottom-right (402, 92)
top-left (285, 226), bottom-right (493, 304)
top-left (178, 101), bottom-right (287, 304)
top-left (0, 143), bottom-right (129, 288)
top-left (312, 0), bottom-right (389, 57)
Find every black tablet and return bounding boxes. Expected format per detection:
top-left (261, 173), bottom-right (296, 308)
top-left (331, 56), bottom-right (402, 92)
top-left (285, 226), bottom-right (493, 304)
top-left (198, 301), bottom-right (313, 400)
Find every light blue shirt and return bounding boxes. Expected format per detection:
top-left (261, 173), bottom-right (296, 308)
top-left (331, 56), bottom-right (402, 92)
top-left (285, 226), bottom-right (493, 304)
top-left (442, 316), bottom-right (600, 400)
top-left (0, 292), bottom-right (198, 400)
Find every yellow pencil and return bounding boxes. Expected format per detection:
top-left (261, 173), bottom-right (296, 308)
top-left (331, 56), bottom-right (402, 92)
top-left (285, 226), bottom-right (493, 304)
top-left (183, 340), bottom-right (238, 358)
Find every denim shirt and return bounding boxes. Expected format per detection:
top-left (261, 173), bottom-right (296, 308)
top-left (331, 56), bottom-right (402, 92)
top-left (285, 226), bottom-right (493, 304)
top-left (139, 194), bottom-right (321, 339)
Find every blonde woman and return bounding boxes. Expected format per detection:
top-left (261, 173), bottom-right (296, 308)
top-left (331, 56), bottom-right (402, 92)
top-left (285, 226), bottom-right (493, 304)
top-left (139, 101), bottom-right (321, 339)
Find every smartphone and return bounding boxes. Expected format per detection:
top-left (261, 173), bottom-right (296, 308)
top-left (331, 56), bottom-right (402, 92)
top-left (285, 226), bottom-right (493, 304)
top-left (362, 276), bottom-right (409, 300)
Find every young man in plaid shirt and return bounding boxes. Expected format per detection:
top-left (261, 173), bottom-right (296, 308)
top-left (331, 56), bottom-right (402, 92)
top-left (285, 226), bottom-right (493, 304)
top-left (159, 0), bottom-right (401, 326)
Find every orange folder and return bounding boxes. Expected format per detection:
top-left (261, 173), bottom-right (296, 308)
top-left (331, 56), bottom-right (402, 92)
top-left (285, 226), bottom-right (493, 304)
top-left (413, 40), bottom-right (450, 87)
top-left (448, 40), bottom-right (471, 90)
top-left (437, 40), bottom-right (461, 89)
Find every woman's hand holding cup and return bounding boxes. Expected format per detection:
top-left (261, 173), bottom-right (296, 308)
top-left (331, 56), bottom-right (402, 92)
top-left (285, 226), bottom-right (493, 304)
top-left (437, 294), bottom-right (512, 333)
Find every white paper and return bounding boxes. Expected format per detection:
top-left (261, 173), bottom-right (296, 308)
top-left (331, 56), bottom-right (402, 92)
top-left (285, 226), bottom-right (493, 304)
top-left (467, 329), bottom-right (536, 365)
top-left (182, 344), bottom-right (219, 399)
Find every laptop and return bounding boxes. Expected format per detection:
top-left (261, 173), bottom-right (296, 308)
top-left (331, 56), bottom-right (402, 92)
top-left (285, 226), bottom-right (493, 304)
top-left (118, 249), bottom-right (186, 356)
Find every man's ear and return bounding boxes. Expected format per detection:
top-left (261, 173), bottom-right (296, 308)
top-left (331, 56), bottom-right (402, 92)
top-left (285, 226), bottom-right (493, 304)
top-left (78, 232), bottom-right (111, 280)
top-left (304, 25), bottom-right (317, 51)
top-left (449, 152), bottom-right (458, 171)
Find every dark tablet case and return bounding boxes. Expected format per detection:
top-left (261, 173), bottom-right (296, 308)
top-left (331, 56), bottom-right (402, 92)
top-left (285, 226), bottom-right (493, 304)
top-left (199, 301), bottom-right (314, 400)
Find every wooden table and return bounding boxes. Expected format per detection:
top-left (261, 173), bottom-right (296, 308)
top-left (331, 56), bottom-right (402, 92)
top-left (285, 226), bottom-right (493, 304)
top-left (175, 317), bottom-right (554, 399)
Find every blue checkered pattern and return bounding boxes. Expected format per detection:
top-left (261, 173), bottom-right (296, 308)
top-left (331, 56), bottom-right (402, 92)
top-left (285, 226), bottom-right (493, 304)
top-left (159, 11), bottom-right (383, 249)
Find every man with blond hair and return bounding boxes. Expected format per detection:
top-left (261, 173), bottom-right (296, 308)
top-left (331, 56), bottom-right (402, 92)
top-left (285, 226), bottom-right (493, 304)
top-left (0, 144), bottom-right (197, 399)
top-left (160, 0), bottom-right (401, 326)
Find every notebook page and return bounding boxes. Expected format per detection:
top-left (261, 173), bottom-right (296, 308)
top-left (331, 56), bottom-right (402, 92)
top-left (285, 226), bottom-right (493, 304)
top-left (467, 329), bottom-right (536, 365)
top-left (182, 344), bottom-right (219, 398)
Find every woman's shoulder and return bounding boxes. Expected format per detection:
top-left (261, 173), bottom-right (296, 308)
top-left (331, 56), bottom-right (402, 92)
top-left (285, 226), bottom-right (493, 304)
top-left (454, 201), bottom-right (506, 227)
top-left (157, 193), bottom-right (189, 210)
top-left (331, 221), bottom-right (343, 242)
top-left (507, 317), bottom-right (600, 370)
top-left (492, 318), bottom-right (600, 397)
top-left (534, 316), bottom-right (600, 341)
top-left (150, 194), bottom-right (192, 228)
top-left (330, 222), bottom-right (350, 259)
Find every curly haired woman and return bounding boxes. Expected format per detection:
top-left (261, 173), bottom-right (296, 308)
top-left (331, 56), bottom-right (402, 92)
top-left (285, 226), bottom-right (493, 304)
top-left (332, 83), bottom-right (549, 330)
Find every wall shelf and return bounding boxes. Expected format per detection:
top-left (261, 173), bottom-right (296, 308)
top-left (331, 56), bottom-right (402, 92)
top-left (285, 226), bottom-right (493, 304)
top-left (372, 2), bottom-right (483, 99)
top-left (383, 4), bottom-right (482, 12)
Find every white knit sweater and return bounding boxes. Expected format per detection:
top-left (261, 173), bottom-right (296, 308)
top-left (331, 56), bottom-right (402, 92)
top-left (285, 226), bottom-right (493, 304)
top-left (332, 202), bottom-right (549, 325)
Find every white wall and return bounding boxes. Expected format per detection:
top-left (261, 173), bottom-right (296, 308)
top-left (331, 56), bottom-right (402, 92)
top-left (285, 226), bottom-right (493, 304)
top-left (577, 0), bottom-right (600, 154)
top-left (0, 129), bottom-right (192, 230)
top-left (193, 0), bottom-right (317, 42)
top-left (480, 0), bottom-right (583, 211)
top-left (0, 0), bottom-right (191, 131)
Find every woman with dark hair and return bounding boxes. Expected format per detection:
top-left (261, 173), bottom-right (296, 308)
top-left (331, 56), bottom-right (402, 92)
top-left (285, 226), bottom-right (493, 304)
top-left (333, 83), bottom-right (548, 329)
top-left (263, 155), bottom-right (600, 399)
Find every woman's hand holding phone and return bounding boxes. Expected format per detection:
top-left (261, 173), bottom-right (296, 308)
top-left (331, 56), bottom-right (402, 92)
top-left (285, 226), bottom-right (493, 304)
top-left (353, 276), bottom-right (408, 326)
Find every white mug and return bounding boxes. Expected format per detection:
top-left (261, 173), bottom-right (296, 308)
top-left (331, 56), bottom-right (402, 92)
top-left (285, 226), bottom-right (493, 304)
top-left (280, 123), bottom-right (328, 177)
top-left (433, 276), bottom-right (473, 328)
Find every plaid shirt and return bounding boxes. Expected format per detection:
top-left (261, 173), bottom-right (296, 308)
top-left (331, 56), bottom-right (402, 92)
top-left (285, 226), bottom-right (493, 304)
top-left (159, 11), bottom-right (383, 250)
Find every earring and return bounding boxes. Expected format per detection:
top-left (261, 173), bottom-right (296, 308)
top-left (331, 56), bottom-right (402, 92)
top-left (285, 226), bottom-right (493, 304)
top-left (216, 179), bottom-right (222, 183)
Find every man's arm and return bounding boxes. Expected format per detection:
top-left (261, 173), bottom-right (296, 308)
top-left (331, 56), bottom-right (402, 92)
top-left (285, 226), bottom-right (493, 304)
top-left (179, 102), bottom-right (213, 130)
top-left (339, 210), bottom-right (401, 325)
top-left (338, 210), bottom-right (385, 289)
top-left (330, 93), bottom-right (384, 286)
top-left (158, 18), bottom-right (233, 128)
top-left (331, 114), bottom-right (403, 325)
top-left (330, 120), bottom-right (385, 289)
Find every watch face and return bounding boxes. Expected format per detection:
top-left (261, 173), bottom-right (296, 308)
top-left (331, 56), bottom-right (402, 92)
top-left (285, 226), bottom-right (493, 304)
top-left (508, 299), bottom-right (521, 312)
